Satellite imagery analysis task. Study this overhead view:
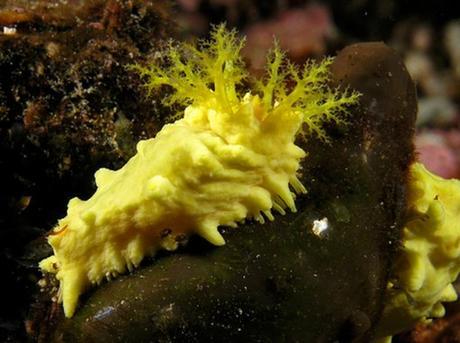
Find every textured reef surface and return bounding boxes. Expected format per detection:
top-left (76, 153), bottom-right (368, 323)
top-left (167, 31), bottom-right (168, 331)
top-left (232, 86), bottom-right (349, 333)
top-left (0, 1), bottom-right (173, 340)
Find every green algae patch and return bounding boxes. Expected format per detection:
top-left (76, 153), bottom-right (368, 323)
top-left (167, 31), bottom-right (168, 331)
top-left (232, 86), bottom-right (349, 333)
top-left (39, 24), bottom-right (358, 318)
top-left (375, 162), bottom-right (460, 341)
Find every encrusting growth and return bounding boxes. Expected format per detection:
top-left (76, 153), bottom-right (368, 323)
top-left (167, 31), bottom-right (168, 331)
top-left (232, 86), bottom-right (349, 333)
top-left (39, 24), bottom-right (359, 318)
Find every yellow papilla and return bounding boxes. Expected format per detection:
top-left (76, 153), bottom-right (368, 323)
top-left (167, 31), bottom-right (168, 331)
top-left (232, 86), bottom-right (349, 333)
top-left (40, 24), bottom-right (358, 318)
top-left (375, 162), bottom-right (460, 341)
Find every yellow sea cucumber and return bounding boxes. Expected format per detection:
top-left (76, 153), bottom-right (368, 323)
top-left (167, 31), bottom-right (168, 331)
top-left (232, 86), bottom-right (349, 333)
top-left (39, 25), bottom-right (358, 318)
top-left (375, 162), bottom-right (460, 341)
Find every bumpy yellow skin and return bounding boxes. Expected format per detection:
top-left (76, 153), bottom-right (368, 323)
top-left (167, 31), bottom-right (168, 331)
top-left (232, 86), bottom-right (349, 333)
top-left (40, 94), bottom-right (306, 317)
top-left (40, 25), bottom-right (358, 318)
top-left (375, 162), bottom-right (460, 341)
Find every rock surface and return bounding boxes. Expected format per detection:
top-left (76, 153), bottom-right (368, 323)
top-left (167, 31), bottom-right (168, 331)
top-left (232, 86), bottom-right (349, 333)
top-left (0, 1), bottom-right (173, 340)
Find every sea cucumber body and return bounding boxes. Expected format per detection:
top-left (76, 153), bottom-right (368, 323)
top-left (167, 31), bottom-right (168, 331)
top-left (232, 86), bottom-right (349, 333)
top-left (40, 95), bottom-right (306, 317)
top-left (377, 162), bottom-right (460, 338)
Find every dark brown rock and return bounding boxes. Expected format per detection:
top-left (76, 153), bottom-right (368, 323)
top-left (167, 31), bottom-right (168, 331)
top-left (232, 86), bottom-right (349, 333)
top-left (0, 1), bottom-right (174, 341)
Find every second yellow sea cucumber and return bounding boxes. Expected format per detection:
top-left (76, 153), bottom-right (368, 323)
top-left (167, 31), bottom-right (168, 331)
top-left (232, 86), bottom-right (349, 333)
top-left (375, 162), bottom-right (460, 341)
top-left (39, 25), bottom-right (359, 318)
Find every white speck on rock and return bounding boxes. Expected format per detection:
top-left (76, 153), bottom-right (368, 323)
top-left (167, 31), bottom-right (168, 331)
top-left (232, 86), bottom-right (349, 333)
top-left (312, 217), bottom-right (329, 237)
top-left (2, 27), bottom-right (17, 35)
